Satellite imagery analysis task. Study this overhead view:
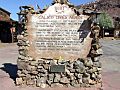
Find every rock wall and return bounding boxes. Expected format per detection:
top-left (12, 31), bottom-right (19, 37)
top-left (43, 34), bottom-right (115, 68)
top-left (16, 56), bottom-right (102, 88)
top-left (16, 2), bottom-right (102, 88)
top-left (16, 28), bottom-right (102, 88)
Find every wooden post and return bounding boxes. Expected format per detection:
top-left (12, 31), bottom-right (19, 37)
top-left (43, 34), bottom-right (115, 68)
top-left (12, 30), bottom-right (14, 43)
top-left (10, 27), bottom-right (15, 43)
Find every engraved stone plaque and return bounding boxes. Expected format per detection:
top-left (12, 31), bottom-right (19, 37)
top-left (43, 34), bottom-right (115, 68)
top-left (27, 4), bottom-right (92, 60)
top-left (50, 65), bottom-right (65, 73)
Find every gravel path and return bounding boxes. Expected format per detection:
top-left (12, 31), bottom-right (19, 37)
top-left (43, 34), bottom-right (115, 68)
top-left (0, 43), bottom-right (18, 67)
top-left (100, 40), bottom-right (120, 72)
top-left (0, 40), bottom-right (120, 90)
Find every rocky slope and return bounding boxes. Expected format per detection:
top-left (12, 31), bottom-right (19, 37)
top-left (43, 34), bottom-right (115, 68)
top-left (77, 0), bottom-right (120, 18)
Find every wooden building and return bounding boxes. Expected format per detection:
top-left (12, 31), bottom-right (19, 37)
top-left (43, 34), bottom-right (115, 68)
top-left (0, 7), bottom-right (18, 43)
top-left (114, 17), bottom-right (120, 38)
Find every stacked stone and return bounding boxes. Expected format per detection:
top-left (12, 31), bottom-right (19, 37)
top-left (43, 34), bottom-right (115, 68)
top-left (16, 56), bottom-right (102, 88)
top-left (16, 2), bottom-right (102, 88)
top-left (16, 29), bottom-right (30, 85)
top-left (16, 18), bottom-right (102, 89)
top-left (16, 23), bottom-right (102, 89)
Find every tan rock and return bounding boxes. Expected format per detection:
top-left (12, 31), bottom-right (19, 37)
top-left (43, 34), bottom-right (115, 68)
top-left (16, 78), bottom-right (23, 85)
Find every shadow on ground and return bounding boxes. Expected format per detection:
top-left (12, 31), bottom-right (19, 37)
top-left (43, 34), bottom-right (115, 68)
top-left (0, 63), bottom-right (18, 81)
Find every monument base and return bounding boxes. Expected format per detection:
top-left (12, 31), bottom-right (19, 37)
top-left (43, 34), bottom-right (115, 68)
top-left (16, 57), bottom-right (102, 88)
top-left (16, 2), bottom-right (103, 88)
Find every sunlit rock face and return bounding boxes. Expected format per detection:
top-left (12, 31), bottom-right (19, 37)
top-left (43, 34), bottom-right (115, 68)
top-left (27, 3), bottom-right (92, 61)
top-left (16, 3), bottom-right (102, 88)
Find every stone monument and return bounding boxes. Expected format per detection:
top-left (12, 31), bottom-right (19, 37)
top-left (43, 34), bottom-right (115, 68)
top-left (16, 0), bottom-right (102, 88)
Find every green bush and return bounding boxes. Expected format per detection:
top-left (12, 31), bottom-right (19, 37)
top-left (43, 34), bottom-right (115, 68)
top-left (97, 12), bottom-right (114, 29)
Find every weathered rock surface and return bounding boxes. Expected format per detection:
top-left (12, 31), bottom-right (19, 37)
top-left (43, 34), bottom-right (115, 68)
top-left (16, 1), bottom-right (102, 88)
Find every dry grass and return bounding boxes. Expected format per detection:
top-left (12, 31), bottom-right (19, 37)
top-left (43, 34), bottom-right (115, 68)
top-left (0, 43), bottom-right (6, 48)
top-left (0, 43), bottom-right (17, 48)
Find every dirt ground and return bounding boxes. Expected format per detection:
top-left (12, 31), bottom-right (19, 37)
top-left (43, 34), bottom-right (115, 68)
top-left (0, 39), bottom-right (120, 90)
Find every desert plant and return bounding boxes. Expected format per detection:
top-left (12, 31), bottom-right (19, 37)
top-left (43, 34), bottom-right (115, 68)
top-left (97, 12), bottom-right (114, 29)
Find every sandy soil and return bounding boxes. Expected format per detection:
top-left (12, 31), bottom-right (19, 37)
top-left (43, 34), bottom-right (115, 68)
top-left (0, 40), bottom-right (120, 90)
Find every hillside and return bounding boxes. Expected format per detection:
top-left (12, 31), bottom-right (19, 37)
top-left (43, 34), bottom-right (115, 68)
top-left (77, 0), bottom-right (120, 18)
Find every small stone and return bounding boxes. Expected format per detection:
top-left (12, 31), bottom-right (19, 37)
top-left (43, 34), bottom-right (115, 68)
top-left (77, 74), bottom-right (82, 79)
top-left (46, 60), bottom-right (51, 64)
top-left (68, 60), bottom-right (73, 64)
top-left (40, 73), bottom-right (47, 77)
top-left (78, 78), bottom-right (83, 84)
top-left (22, 70), bottom-right (28, 75)
top-left (27, 65), bottom-right (37, 71)
top-left (93, 62), bottom-right (102, 67)
top-left (43, 64), bottom-right (49, 70)
top-left (69, 63), bottom-right (74, 68)
top-left (75, 68), bottom-right (85, 73)
top-left (70, 69), bottom-right (75, 73)
top-left (48, 74), bottom-right (54, 81)
top-left (30, 60), bottom-right (38, 66)
top-left (87, 67), bottom-right (97, 73)
top-left (18, 46), bottom-right (25, 50)
top-left (37, 65), bottom-right (43, 69)
top-left (86, 68), bottom-right (91, 73)
top-left (46, 80), bottom-right (52, 86)
top-left (18, 55), bottom-right (25, 60)
top-left (38, 68), bottom-right (47, 73)
top-left (43, 61), bottom-right (47, 64)
top-left (70, 75), bottom-right (75, 80)
top-left (89, 79), bottom-right (96, 85)
top-left (38, 59), bottom-right (43, 65)
top-left (28, 57), bottom-right (33, 61)
top-left (60, 77), bottom-right (69, 84)
top-left (26, 79), bottom-right (35, 85)
top-left (92, 43), bottom-right (102, 50)
top-left (77, 58), bottom-right (85, 63)
top-left (25, 74), bottom-right (31, 80)
top-left (17, 35), bottom-right (24, 40)
top-left (90, 49), bottom-right (96, 57)
top-left (30, 76), bottom-right (35, 80)
top-left (22, 76), bottom-right (27, 81)
top-left (83, 73), bottom-right (90, 78)
top-left (92, 67), bottom-right (98, 72)
top-left (40, 83), bottom-right (46, 88)
top-left (17, 70), bottom-right (22, 77)
top-left (22, 37), bottom-right (28, 42)
top-left (65, 69), bottom-right (71, 77)
top-left (16, 78), bottom-right (23, 85)
top-left (85, 59), bottom-right (93, 67)
top-left (65, 84), bottom-right (73, 88)
top-left (26, 40), bottom-right (29, 44)
top-left (17, 60), bottom-right (28, 70)
top-left (17, 40), bottom-right (26, 46)
top-left (36, 78), bottom-right (46, 87)
top-left (74, 60), bottom-right (84, 69)
top-left (19, 50), bottom-right (28, 56)
top-left (17, 73), bottom-right (26, 77)
top-left (70, 80), bottom-right (78, 87)
top-left (92, 57), bottom-right (100, 62)
top-left (96, 74), bottom-right (102, 80)
top-left (50, 60), bottom-right (56, 65)
top-left (97, 68), bottom-right (102, 71)
top-left (66, 62), bottom-right (71, 68)
top-left (96, 48), bottom-right (103, 55)
top-left (54, 74), bottom-right (61, 83)
top-left (91, 73), bottom-right (97, 80)
top-left (73, 84), bottom-right (80, 88)
top-left (51, 83), bottom-right (63, 87)
top-left (82, 77), bottom-right (90, 84)
top-left (75, 69), bottom-right (81, 73)
top-left (31, 71), bottom-right (38, 75)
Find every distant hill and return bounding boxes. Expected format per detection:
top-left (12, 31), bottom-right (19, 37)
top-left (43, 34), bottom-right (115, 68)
top-left (77, 0), bottom-right (120, 18)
